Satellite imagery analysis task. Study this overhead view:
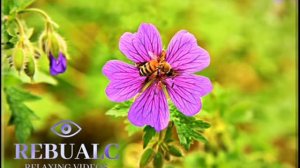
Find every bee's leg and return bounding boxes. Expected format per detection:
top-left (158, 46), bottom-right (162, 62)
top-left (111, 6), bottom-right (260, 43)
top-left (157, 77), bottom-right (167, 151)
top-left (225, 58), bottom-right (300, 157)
top-left (148, 71), bottom-right (157, 80)
top-left (157, 69), bottom-right (161, 77)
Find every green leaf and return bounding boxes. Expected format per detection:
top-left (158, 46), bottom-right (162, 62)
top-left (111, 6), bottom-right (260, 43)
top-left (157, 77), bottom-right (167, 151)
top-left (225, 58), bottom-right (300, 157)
top-left (106, 101), bottom-right (132, 117)
top-left (194, 120), bottom-right (211, 129)
top-left (15, 0), bottom-right (35, 11)
top-left (8, 36), bottom-right (19, 44)
top-left (143, 126), bottom-right (156, 148)
top-left (153, 151), bottom-right (163, 168)
top-left (3, 0), bottom-right (35, 16)
top-left (3, 0), bottom-right (16, 15)
top-left (2, 23), bottom-right (18, 49)
top-left (5, 87), bottom-right (40, 101)
top-left (25, 27), bottom-right (34, 39)
top-left (192, 131), bottom-right (207, 142)
top-left (6, 23), bottom-right (18, 37)
top-left (159, 143), bottom-right (170, 161)
top-left (168, 145), bottom-right (183, 157)
top-left (5, 87), bottom-right (40, 142)
top-left (170, 104), bottom-right (210, 150)
top-left (164, 123), bottom-right (173, 143)
top-left (139, 148), bottom-right (155, 168)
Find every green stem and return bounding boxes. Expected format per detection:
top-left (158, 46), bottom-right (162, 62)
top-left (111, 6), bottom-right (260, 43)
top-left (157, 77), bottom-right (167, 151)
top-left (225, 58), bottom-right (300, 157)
top-left (18, 8), bottom-right (58, 29)
top-left (158, 129), bottom-right (166, 146)
top-left (20, 8), bottom-right (50, 21)
top-left (158, 131), bottom-right (164, 142)
top-left (149, 123), bottom-right (172, 153)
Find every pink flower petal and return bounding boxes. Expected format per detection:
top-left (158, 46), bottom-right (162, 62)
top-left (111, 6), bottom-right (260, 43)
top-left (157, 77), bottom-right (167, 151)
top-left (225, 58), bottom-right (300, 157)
top-left (128, 83), bottom-right (169, 132)
top-left (166, 30), bottom-right (210, 73)
top-left (103, 60), bottom-right (146, 102)
top-left (119, 23), bottom-right (162, 63)
top-left (166, 74), bottom-right (213, 116)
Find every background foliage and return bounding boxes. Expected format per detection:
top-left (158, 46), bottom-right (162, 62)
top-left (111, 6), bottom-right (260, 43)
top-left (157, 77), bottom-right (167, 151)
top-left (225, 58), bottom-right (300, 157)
top-left (2, 0), bottom-right (297, 167)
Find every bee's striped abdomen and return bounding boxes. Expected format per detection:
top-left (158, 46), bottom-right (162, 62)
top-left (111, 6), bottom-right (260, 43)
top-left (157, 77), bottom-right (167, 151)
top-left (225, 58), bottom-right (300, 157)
top-left (139, 63), bottom-right (151, 76)
top-left (138, 60), bottom-right (159, 76)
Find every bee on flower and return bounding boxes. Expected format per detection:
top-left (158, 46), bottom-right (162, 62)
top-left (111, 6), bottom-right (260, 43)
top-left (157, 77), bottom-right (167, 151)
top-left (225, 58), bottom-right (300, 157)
top-left (103, 23), bottom-right (213, 131)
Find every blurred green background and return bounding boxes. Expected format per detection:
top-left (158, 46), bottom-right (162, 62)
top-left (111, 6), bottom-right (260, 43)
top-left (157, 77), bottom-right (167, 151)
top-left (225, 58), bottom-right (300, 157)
top-left (2, 0), bottom-right (297, 167)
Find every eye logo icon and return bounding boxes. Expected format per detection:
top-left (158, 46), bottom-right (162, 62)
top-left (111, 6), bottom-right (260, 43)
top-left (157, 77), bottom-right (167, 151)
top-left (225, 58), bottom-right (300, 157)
top-left (51, 120), bottom-right (82, 138)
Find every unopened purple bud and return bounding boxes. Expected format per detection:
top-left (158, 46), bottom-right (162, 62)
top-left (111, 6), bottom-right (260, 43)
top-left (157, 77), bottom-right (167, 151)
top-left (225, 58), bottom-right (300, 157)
top-left (49, 52), bottom-right (67, 76)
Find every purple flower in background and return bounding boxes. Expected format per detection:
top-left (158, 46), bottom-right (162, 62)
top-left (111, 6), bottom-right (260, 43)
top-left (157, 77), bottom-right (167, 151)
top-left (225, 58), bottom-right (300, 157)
top-left (103, 23), bottom-right (213, 131)
top-left (49, 52), bottom-right (67, 76)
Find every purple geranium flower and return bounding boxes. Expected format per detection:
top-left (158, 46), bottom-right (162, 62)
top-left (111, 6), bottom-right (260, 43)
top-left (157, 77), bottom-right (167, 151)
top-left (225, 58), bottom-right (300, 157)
top-left (49, 52), bottom-right (67, 76)
top-left (103, 23), bottom-right (213, 131)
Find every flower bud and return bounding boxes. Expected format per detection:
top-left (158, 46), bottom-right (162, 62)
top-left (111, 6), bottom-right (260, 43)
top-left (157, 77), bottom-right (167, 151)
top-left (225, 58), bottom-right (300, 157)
top-left (39, 31), bottom-right (67, 58)
top-left (12, 43), bottom-right (25, 73)
top-left (39, 29), bottom-right (68, 75)
top-left (49, 52), bottom-right (67, 75)
top-left (24, 56), bottom-right (36, 80)
top-left (11, 39), bottom-right (36, 77)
